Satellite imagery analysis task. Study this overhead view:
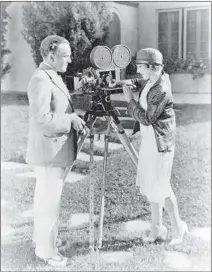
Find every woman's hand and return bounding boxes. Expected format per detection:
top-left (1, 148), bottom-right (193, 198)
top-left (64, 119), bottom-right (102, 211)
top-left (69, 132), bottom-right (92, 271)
top-left (123, 85), bottom-right (134, 102)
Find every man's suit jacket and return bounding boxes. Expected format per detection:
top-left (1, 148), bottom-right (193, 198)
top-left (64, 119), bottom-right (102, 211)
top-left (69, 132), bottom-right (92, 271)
top-left (26, 62), bottom-right (77, 167)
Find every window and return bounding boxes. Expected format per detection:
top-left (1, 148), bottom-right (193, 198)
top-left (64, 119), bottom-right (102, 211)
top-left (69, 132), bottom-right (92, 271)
top-left (158, 7), bottom-right (210, 60)
top-left (106, 12), bottom-right (121, 48)
top-left (158, 10), bottom-right (182, 59)
top-left (184, 8), bottom-right (210, 60)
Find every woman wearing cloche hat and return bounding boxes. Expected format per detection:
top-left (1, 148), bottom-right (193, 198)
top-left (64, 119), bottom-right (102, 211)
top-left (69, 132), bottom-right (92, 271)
top-left (121, 48), bottom-right (189, 245)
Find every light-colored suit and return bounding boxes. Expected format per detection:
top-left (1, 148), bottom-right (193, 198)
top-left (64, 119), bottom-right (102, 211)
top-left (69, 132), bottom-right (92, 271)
top-left (26, 62), bottom-right (78, 260)
top-left (26, 62), bottom-right (77, 167)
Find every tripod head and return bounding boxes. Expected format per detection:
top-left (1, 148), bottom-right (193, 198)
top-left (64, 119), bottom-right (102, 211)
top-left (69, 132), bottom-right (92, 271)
top-left (84, 86), bottom-right (122, 117)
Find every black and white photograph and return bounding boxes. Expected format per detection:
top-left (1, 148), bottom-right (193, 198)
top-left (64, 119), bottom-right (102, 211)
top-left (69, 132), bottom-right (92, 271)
top-left (1, 1), bottom-right (211, 271)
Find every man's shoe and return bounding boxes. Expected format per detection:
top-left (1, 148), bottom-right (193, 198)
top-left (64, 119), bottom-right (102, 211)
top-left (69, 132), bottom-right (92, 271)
top-left (143, 225), bottom-right (167, 243)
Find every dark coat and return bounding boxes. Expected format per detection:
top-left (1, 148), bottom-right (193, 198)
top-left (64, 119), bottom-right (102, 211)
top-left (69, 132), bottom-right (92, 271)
top-left (128, 72), bottom-right (176, 152)
top-left (26, 63), bottom-right (77, 167)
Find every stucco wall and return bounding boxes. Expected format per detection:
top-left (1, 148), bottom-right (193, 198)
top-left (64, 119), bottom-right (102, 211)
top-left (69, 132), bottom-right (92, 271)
top-left (1, 2), bottom-right (36, 92)
top-left (170, 73), bottom-right (211, 94)
top-left (138, 1), bottom-right (211, 50)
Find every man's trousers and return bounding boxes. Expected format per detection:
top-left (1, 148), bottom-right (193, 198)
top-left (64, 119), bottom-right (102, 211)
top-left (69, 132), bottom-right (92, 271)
top-left (33, 166), bottom-right (65, 260)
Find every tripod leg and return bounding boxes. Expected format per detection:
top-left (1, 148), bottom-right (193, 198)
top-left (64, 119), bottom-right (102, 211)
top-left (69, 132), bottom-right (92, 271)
top-left (89, 130), bottom-right (95, 255)
top-left (97, 120), bottom-right (110, 251)
top-left (111, 121), bottom-right (138, 167)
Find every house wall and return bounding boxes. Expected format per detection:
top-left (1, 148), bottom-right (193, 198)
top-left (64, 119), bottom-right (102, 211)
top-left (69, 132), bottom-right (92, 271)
top-left (170, 73), bottom-right (211, 94)
top-left (1, 2), bottom-right (36, 92)
top-left (138, 1), bottom-right (211, 50)
top-left (110, 2), bottom-right (138, 56)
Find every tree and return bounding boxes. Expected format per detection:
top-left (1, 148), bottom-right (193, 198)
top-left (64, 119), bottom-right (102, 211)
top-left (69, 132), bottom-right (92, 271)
top-left (1, 2), bottom-right (11, 77)
top-left (22, 2), bottom-right (112, 74)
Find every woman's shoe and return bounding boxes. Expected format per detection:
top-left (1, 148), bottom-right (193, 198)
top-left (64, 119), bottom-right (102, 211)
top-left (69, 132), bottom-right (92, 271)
top-left (46, 253), bottom-right (69, 267)
top-left (143, 225), bottom-right (168, 243)
top-left (170, 221), bottom-right (189, 245)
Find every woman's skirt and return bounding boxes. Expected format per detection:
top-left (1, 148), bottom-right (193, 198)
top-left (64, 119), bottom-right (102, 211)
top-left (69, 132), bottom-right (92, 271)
top-left (136, 124), bottom-right (174, 204)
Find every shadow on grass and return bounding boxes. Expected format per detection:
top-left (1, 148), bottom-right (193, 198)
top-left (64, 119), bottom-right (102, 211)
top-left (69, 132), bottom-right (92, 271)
top-left (1, 234), bottom-right (167, 272)
top-left (102, 210), bottom-right (150, 225)
top-left (75, 99), bottom-right (211, 128)
top-left (1, 91), bottom-right (28, 106)
top-left (69, 237), bottom-right (145, 256)
top-left (11, 220), bottom-right (33, 230)
top-left (1, 237), bottom-right (146, 271)
top-left (4, 155), bottom-right (26, 164)
top-left (1, 92), bottom-right (210, 128)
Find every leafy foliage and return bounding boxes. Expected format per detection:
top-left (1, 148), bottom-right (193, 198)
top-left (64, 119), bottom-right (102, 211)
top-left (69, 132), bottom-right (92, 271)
top-left (164, 58), bottom-right (211, 79)
top-left (1, 2), bottom-right (11, 77)
top-left (21, 2), bottom-right (112, 74)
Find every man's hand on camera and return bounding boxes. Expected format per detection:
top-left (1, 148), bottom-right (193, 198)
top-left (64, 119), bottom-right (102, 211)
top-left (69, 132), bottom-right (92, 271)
top-left (70, 113), bottom-right (86, 132)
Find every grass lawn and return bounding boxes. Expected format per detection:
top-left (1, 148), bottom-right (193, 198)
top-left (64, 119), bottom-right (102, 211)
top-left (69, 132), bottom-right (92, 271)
top-left (1, 92), bottom-right (211, 271)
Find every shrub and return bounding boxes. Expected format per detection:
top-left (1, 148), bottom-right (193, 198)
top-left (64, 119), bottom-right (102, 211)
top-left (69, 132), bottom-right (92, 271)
top-left (21, 2), bottom-right (112, 74)
top-left (164, 58), bottom-right (211, 79)
top-left (1, 2), bottom-right (11, 77)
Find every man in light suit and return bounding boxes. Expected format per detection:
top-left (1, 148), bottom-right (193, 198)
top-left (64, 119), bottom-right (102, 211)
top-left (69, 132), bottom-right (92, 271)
top-left (26, 35), bottom-right (85, 267)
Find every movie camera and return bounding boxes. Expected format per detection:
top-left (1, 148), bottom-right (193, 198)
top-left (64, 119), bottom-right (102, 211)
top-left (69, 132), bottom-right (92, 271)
top-left (77, 44), bottom-right (131, 93)
top-left (69, 44), bottom-right (132, 117)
